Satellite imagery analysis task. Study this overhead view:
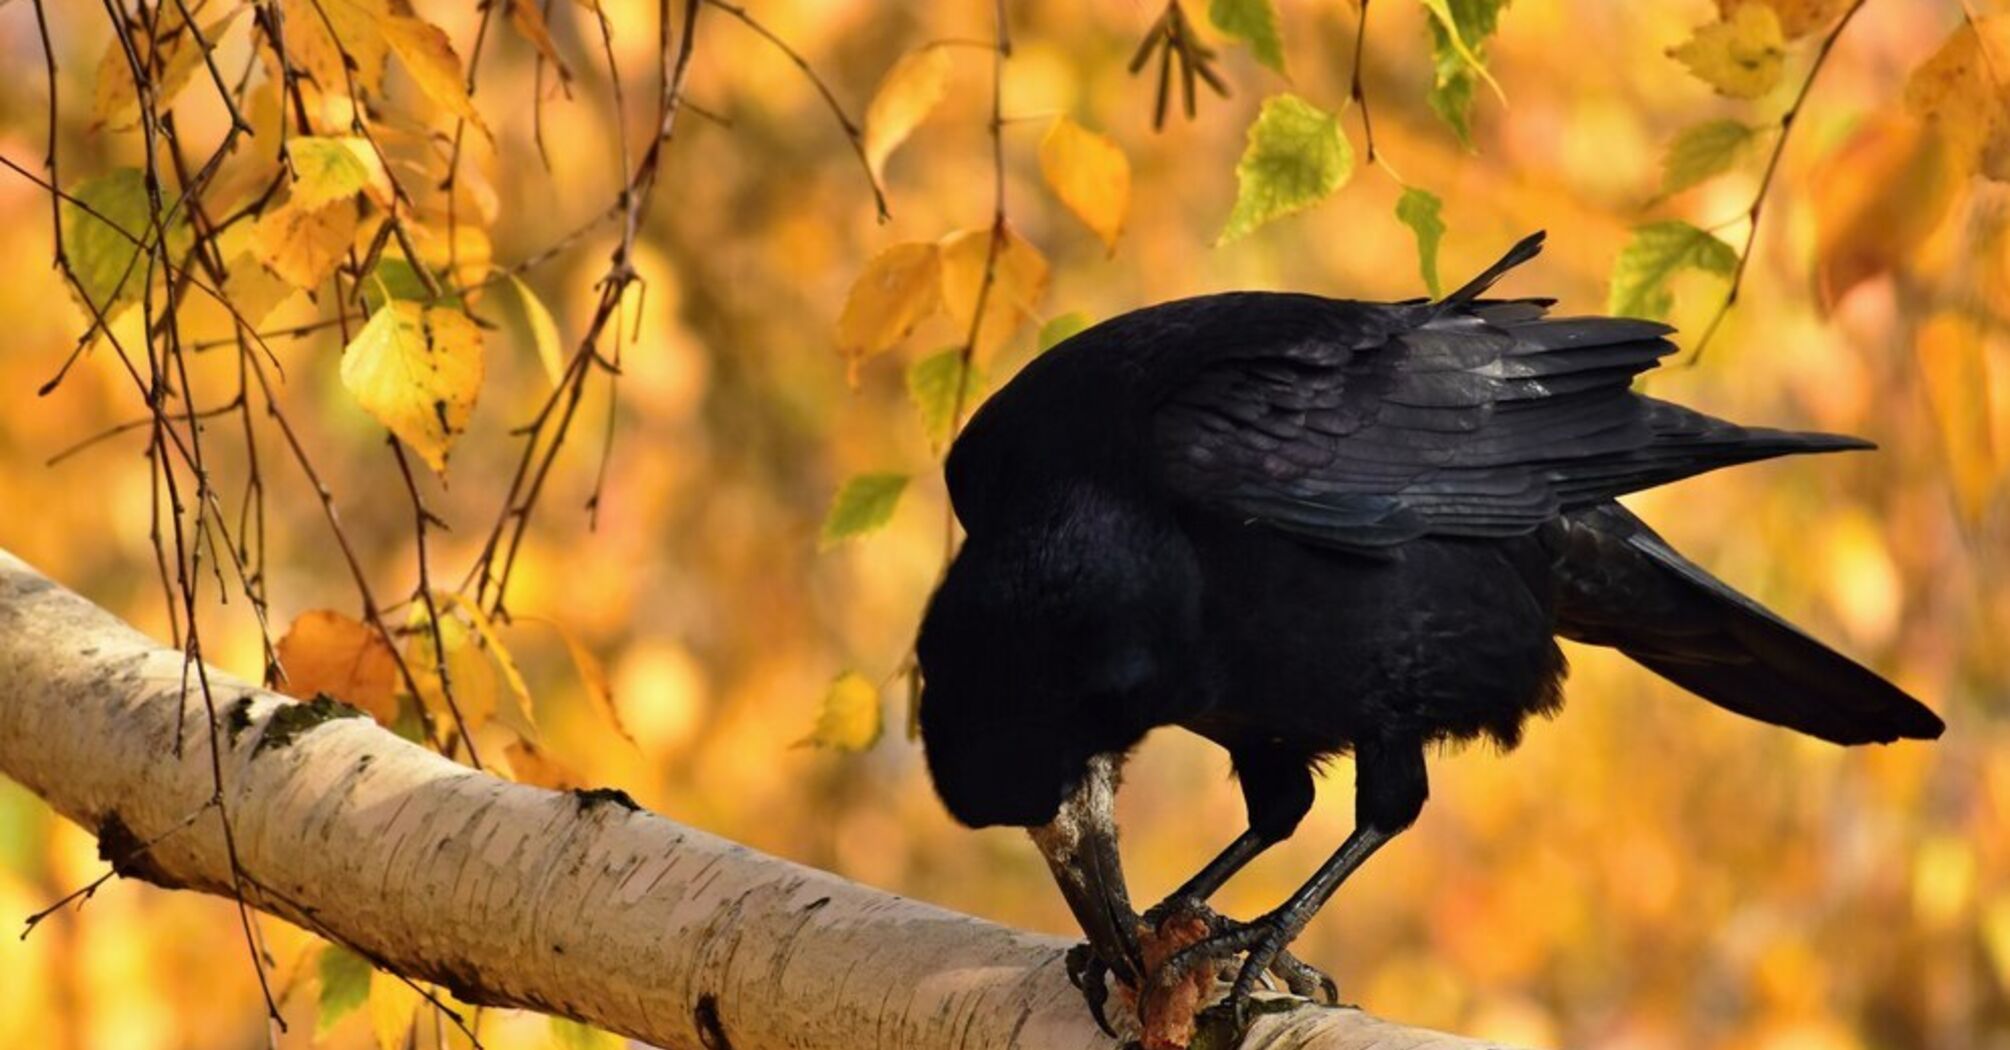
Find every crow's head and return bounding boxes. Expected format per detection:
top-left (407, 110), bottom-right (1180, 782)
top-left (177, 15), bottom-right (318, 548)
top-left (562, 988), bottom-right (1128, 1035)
top-left (916, 488), bottom-right (1202, 829)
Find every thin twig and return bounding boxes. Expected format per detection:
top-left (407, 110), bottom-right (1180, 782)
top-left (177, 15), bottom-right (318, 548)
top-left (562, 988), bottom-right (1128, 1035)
top-left (1685, 0), bottom-right (1871, 364)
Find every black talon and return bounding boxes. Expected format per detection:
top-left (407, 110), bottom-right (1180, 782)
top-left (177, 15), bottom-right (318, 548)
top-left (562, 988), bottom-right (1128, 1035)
top-left (1065, 942), bottom-right (1121, 1038)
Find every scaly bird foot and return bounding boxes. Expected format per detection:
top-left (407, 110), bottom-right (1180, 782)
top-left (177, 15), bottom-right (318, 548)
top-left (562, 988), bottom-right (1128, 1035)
top-left (1142, 899), bottom-right (1338, 1005)
top-left (1148, 907), bottom-right (1337, 1032)
top-left (1064, 941), bottom-right (1124, 1038)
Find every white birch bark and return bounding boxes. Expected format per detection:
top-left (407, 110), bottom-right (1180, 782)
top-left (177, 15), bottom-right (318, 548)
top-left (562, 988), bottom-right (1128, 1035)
top-left (0, 548), bottom-right (1516, 1050)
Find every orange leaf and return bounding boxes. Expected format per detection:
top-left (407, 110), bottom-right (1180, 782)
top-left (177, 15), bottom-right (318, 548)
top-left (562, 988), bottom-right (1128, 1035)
top-left (1812, 112), bottom-right (1960, 313)
top-left (275, 610), bottom-right (400, 725)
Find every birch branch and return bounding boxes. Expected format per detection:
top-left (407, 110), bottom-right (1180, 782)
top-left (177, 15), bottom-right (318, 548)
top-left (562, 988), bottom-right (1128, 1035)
top-left (0, 547), bottom-right (1516, 1050)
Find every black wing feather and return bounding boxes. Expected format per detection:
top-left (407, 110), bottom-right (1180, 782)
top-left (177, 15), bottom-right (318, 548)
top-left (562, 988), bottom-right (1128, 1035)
top-left (1152, 235), bottom-right (1870, 548)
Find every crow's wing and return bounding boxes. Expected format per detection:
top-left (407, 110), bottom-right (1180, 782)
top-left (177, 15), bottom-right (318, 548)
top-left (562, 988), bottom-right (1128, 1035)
top-left (1153, 232), bottom-right (1866, 548)
top-left (1554, 503), bottom-right (1943, 744)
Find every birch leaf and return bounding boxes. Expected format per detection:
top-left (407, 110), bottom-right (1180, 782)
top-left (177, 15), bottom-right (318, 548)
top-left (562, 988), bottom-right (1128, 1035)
top-left (796, 671), bottom-right (883, 752)
top-left (340, 303), bottom-right (486, 473)
top-left (1220, 94), bottom-right (1352, 244)
top-left (1039, 116), bottom-right (1132, 252)
top-left (863, 47), bottom-right (952, 183)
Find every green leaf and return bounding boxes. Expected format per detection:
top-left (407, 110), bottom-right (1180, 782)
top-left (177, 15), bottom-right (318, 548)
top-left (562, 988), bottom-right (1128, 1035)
top-left (1210, 0), bottom-right (1287, 74)
top-left (1607, 221), bottom-right (1738, 320)
top-left (361, 257), bottom-right (463, 313)
top-left (62, 168), bottom-right (190, 318)
top-left (317, 944), bottom-right (373, 1035)
top-left (1395, 188), bottom-right (1447, 297)
top-left (795, 671), bottom-right (884, 752)
top-left (1037, 311), bottom-right (1091, 352)
top-left (906, 350), bottom-right (985, 446)
top-left (550, 1017), bottom-right (626, 1050)
top-left (1422, 0), bottom-right (1510, 148)
top-left (1660, 119), bottom-right (1757, 196)
top-left (820, 472), bottom-right (909, 548)
top-left (1219, 94), bottom-right (1353, 244)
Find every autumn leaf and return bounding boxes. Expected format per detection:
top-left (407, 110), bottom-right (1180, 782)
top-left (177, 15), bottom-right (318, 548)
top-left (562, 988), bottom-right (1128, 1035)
top-left (367, 975), bottom-right (423, 1050)
top-left (796, 671), bottom-right (883, 751)
top-left (274, 610), bottom-right (400, 725)
top-left (1716, 0), bottom-right (1854, 40)
top-left (508, 0), bottom-right (572, 80)
top-left (939, 225), bottom-right (1050, 357)
top-left (405, 605), bottom-right (499, 733)
top-left (254, 198), bottom-right (360, 290)
top-left (176, 227), bottom-right (300, 344)
top-left (506, 739), bottom-right (583, 790)
top-left (520, 615), bottom-right (634, 746)
top-left (821, 473), bottom-right (908, 548)
top-left (1661, 119), bottom-right (1759, 196)
top-left (906, 350), bottom-right (984, 447)
top-left (1424, 0), bottom-right (1510, 148)
top-left (1037, 311), bottom-right (1090, 351)
top-left (438, 592), bottom-right (536, 742)
top-left (1812, 113), bottom-right (1960, 312)
top-left (1219, 94), bottom-right (1352, 244)
top-left (1915, 313), bottom-right (2001, 524)
top-left (317, 945), bottom-right (373, 1035)
top-left (1671, 4), bottom-right (1786, 100)
top-left (551, 1017), bottom-right (627, 1050)
top-left (340, 302), bottom-right (486, 473)
top-left (280, 0), bottom-right (393, 99)
top-left (836, 242), bottom-right (941, 372)
top-left (285, 136), bottom-right (393, 211)
top-left (384, 15), bottom-right (491, 137)
top-left (1210, 0), bottom-right (1287, 75)
top-left (1039, 116), bottom-right (1132, 252)
top-left (510, 275), bottom-right (567, 387)
top-left (1607, 221), bottom-right (1737, 320)
top-left (863, 47), bottom-right (952, 184)
top-left (1395, 187), bottom-right (1447, 297)
top-left (92, 8), bottom-right (246, 132)
top-left (1906, 17), bottom-right (2010, 181)
top-left (62, 168), bottom-right (189, 319)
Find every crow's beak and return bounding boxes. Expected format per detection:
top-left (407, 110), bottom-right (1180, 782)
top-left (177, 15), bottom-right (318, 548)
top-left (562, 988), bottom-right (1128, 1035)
top-left (1030, 754), bottom-right (1144, 986)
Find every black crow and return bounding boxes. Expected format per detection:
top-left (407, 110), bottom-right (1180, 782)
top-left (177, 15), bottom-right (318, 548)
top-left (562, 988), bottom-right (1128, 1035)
top-left (914, 232), bottom-right (1943, 1035)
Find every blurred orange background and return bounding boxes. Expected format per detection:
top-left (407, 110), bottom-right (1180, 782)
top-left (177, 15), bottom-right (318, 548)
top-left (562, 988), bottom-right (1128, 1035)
top-left (0, 1), bottom-right (2005, 1048)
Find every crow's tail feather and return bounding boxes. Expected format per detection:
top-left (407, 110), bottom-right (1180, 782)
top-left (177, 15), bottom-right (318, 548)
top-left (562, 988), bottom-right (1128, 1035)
top-left (1555, 504), bottom-right (1945, 745)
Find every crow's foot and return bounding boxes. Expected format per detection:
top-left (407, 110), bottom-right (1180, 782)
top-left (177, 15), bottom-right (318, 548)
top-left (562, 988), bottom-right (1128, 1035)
top-left (1064, 941), bottom-right (1124, 1037)
top-left (1143, 899), bottom-right (1338, 1005)
top-left (1148, 907), bottom-right (1337, 1031)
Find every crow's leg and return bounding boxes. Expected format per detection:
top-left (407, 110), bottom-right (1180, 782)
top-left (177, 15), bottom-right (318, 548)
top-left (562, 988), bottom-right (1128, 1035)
top-left (1153, 737), bottom-right (1428, 1028)
top-left (1031, 754), bottom-right (1144, 1036)
top-left (1139, 752), bottom-right (1333, 999)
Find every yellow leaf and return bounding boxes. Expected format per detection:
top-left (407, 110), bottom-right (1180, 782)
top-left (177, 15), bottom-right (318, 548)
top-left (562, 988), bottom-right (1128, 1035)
top-left (1716, 0), bottom-right (1854, 39)
top-left (507, 0), bottom-right (571, 79)
top-left (92, 7), bottom-right (246, 132)
top-left (405, 219), bottom-right (493, 292)
top-left (177, 229), bottom-right (300, 344)
top-left (510, 275), bottom-right (566, 387)
top-left (1670, 3), bottom-right (1786, 100)
top-left (340, 302), bottom-right (486, 473)
top-left (367, 973), bottom-right (424, 1050)
top-left (520, 614), bottom-right (635, 747)
top-left (405, 606), bottom-right (499, 733)
top-left (279, 0), bottom-right (392, 100)
top-left (504, 738), bottom-right (582, 790)
top-left (275, 610), bottom-right (400, 725)
top-left (1039, 116), bottom-right (1131, 252)
top-left (795, 671), bottom-right (882, 752)
top-left (285, 136), bottom-right (393, 211)
top-left (1915, 313), bottom-right (2001, 524)
top-left (939, 224), bottom-right (1050, 359)
top-left (1812, 113), bottom-right (1960, 312)
top-left (436, 592), bottom-right (536, 741)
top-left (835, 242), bottom-right (941, 371)
top-left (863, 47), bottom-right (952, 184)
top-left (1906, 17), bottom-right (2010, 181)
top-left (384, 16), bottom-right (491, 137)
top-left (254, 198), bottom-right (360, 290)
